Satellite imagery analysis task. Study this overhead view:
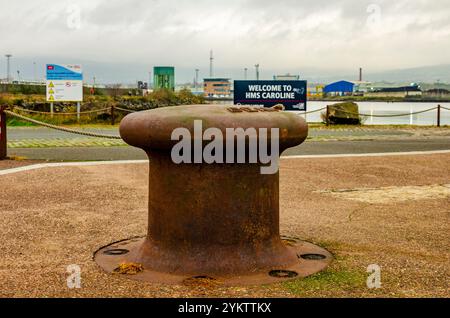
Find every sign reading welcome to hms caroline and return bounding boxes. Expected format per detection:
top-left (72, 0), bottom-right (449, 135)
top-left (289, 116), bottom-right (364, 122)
top-left (234, 80), bottom-right (307, 111)
top-left (46, 64), bottom-right (83, 102)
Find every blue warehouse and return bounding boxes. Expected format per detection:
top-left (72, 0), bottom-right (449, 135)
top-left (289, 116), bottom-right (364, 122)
top-left (323, 80), bottom-right (355, 96)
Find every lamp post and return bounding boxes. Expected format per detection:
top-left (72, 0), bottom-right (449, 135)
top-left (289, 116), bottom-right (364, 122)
top-left (255, 64), bottom-right (260, 80)
top-left (33, 61), bottom-right (36, 82)
top-left (5, 54), bottom-right (12, 83)
top-left (195, 69), bottom-right (199, 88)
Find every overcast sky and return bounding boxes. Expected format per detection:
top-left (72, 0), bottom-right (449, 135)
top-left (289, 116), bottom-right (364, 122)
top-left (1, 0), bottom-right (449, 83)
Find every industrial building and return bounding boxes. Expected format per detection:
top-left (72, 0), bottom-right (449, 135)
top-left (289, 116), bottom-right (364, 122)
top-left (307, 85), bottom-right (324, 97)
top-left (353, 81), bottom-right (374, 93)
top-left (203, 78), bottom-right (232, 97)
top-left (365, 85), bottom-right (422, 98)
top-left (323, 80), bottom-right (355, 96)
top-left (273, 74), bottom-right (300, 80)
top-left (323, 79), bottom-right (423, 98)
top-left (153, 66), bottom-right (175, 91)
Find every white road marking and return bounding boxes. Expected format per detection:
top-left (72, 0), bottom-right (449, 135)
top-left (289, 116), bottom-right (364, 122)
top-left (281, 149), bottom-right (450, 159)
top-left (0, 160), bottom-right (147, 176)
top-left (0, 149), bottom-right (449, 176)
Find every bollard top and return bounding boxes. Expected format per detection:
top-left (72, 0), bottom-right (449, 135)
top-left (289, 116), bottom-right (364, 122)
top-left (119, 104), bottom-right (308, 152)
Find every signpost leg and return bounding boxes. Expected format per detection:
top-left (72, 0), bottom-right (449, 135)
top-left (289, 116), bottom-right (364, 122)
top-left (370, 106), bottom-right (374, 125)
top-left (437, 105), bottom-right (441, 127)
top-left (409, 105), bottom-right (413, 125)
top-left (111, 105), bottom-right (115, 125)
top-left (326, 105), bottom-right (330, 126)
top-left (0, 106), bottom-right (7, 160)
top-left (77, 102), bottom-right (81, 122)
top-left (50, 102), bottom-right (54, 118)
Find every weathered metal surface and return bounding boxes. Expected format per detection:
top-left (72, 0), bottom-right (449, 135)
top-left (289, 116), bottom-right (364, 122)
top-left (95, 236), bottom-right (332, 286)
top-left (118, 104), bottom-right (307, 152)
top-left (95, 104), bottom-right (331, 284)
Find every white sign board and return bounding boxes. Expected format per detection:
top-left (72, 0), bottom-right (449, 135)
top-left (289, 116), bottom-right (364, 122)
top-left (46, 64), bottom-right (83, 102)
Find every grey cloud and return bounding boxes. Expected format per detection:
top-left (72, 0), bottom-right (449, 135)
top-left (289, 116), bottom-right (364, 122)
top-left (0, 0), bottom-right (449, 83)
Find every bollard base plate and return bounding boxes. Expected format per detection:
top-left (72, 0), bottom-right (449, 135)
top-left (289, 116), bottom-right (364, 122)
top-left (94, 235), bottom-right (332, 286)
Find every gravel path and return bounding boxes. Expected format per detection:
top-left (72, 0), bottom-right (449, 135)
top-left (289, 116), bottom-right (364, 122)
top-left (0, 154), bottom-right (449, 297)
top-left (0, 159), bottom-right (44, 171)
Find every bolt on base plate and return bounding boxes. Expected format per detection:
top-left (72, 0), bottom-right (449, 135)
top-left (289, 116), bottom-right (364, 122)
top-left (94, 235), bottom-right (333, 286)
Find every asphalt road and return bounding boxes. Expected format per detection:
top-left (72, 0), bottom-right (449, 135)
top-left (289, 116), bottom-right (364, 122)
top-left (7, 139), bottom-right (450, 161)
top-left (7, 126), bottom-right (412, 140)
top-left (5, 126), bottom-right (450, 161)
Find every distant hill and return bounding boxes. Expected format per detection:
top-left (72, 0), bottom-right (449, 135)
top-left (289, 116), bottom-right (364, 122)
top-left (365, 65), bottom-right (450, 83)
top-left (4, 56), bottom-right (449, 85)
top-left (302, 65), bottom-right (450, 85)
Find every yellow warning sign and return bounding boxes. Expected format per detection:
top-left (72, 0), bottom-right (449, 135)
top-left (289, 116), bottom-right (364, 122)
top-left (45, 79), bottom-right (82, 102)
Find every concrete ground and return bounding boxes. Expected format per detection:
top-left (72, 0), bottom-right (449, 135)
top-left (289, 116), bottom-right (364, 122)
top-left (0, 154), bottom-right (448, 297)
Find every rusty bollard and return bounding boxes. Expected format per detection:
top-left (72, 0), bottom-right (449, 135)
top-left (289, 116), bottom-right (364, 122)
top-left (94, 105), bottom-right (332, 285)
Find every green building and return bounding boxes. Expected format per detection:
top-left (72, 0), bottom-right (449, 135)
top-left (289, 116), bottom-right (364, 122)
top-left (153, 66), bottom-right (175, 91)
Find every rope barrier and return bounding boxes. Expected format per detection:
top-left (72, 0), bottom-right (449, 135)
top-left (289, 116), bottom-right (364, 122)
top-left (14, 106), bottom-right (110, 115)
top-left (114, 106), bottom-right (137, 113)
top-left (297, 107), bottom-right (327, 115)
top-left (4, 110), bottom-right (122, 139)
top-left (15, 105), bottom-right (139, 115)
top-left (12, 104), bottom-right (446, 117)
top-left (4, 105), bottom-right (447, 139)
top-left (327, 106), bottom-right (438, 118)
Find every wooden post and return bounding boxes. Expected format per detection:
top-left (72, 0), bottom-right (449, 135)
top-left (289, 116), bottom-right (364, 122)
top-left (326, 105), bottom-right (330, 126)
top-left (111, 105), bottom-right (115, 125)
top-left (437, 105), bottom-right (441, 127)
top-left (0, 106), bottom-right (7, 160)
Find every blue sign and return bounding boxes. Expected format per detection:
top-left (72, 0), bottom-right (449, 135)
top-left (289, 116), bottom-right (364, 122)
top-left (46, 64), bottom-right (83, 80)
top-left (234, 80), bottom-right (307, 111)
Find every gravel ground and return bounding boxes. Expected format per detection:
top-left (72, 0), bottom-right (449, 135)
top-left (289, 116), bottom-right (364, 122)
top-left (0, 154), bottom-right (448, 298)
top-left (0, 159), bottom-right (44, 171)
